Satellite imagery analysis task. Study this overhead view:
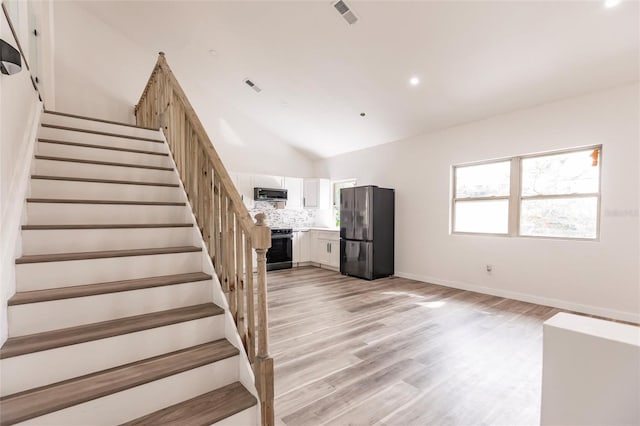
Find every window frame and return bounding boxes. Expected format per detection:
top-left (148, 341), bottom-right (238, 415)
top-left (332, 178), bottom-right (358, 207)
top-left (451, 145), bottom-right (602, 241)
top-left (332, 178), bottom-right (357, 226)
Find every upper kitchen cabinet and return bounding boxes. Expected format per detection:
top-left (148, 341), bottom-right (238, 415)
top-left (253, 174), bottom-right (284, 190)
top-left (303, 178), bottom-right (331, 209)
top-left (230, 173), bottom-right (254, 209)
top-left (284, 177), bottom-right (303, 210)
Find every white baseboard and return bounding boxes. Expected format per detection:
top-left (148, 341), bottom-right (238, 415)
top-left (394, 271), bottom-right (640, 324)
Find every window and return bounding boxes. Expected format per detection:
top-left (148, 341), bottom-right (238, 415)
top-left (453, 160), bottom-right (511, 234)
top-left (452, 146), bottom-right (601, 239)
top-left (332, 179), bottom-right (357, 226)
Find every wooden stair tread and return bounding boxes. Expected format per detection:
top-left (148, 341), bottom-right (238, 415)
top-left (0, 303), bottom-right (223, 359)
top-left (16, 246), bottom-right (202, 264)
top-left (121, 382), bottom-right (257, 426)
top-left (35, 155), bottom-right (174, 171)
top-left (31, 175), bottom-right (179, 187)
top-left (0, 340), bottom-right (238, 425)
top-left (38, 138), bottom-right (169, 156)
top-left (43, 110), bottom-right (158, 131)
top-left (9, 272), bottom-right (212, 305)
top-left (22, 223), bottom-right (193, 230)
top-left (26, 198), bottom-right (185, 206)
top-left (41, 123), bottom-right (164, 143)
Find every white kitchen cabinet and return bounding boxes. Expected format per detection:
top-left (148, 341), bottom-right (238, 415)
top-left (284, 177), bottom-right (303, 210)
top-left (303, 178), bottom-right (331, 209)
top-left (311, 230), bottom-right (340, 269)
top-left (293, 230), bottom-right (311, 264)
top-left (230, 173), bottom-right (254, 209)
top-left (253, 174), bottom-right (284, 190)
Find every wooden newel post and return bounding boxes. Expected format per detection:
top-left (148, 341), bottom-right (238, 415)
top-left (252, 213), bottom-right (273, 426)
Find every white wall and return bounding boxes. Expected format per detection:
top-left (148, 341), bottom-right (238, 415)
top-left (52, 2), bottom-right (315, 178)
top-left (0, 4), bottom-right (45, 345)
top-left (316, 84), bottom-right (640, 322)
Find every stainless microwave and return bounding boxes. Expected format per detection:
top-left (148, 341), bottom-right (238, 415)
top-left (254, 187), bottom-right (288, 202)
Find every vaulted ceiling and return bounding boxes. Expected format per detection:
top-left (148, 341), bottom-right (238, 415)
top-left (56, 0), bottom-right (639, 159)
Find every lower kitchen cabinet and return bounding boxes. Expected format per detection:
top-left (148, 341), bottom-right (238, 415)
top-left (293, 230), bottom-right (311, 264)
top-left (310, 230), bottom-right (340, 269)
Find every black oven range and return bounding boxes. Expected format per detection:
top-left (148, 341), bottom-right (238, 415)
top-left (266, 228), bottom-right (293, 271)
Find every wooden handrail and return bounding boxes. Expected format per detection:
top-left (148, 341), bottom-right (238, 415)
top-left (135, 52), bottom-right (274, 426)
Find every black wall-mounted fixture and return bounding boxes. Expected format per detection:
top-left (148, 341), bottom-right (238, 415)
top-left (1, 38), bottom-right (21, 75)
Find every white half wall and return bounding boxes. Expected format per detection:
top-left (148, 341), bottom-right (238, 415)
top-left (316, 83), bottom-right (640, 322)
top-left (0, 6), bottom-right (43, 345)
top-left (541, 313), bottom-right (640, 425)
top-left (52, 1), bottom-right (315, 178)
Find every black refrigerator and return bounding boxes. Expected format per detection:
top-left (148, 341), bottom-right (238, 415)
top-left (340, 185), bottom-right (394, 280)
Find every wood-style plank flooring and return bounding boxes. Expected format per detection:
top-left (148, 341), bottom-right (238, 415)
top-left (267, 267), bottom-right (561, 426)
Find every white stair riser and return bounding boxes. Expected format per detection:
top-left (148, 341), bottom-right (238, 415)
top-left (38, 126), bottom-right (167, 154)
top-left (9, 280), bottom-right (213, 336)
top-left (18, 357), bottom-right (239, 425)
top-left (30, 180), bottom-right (183, 203)
top-left (216, 407), bottom-right (258, 426)
top-left (26, 203), bottom-right (189, 225)
top-left (0, 316), bottom-right (225, 396)
top-left (22, 227), bottom-right (195, 255)
top-left (41, 113), bottom-right (162, 140)
top-left (34, 159), bottom-right (178, 184)
top-left (36, 142), bottom-right (172, 167)
top-left (16, 252), bottom-right (202, 291)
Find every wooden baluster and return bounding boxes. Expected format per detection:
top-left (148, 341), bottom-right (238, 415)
top-left (235, 217), bottom-right (246, 347)
top-left (204, 162), bottom-right (213, 256)
top-left (213, 178), bottom-right (221, 278)
top-left (220, 194), bottom-right (228, 293)
top-left (244, 233), bottom-right (256, 364)
top-left (154, 62), bottom-right (161, 130)
top-left (252, 213), bottom-right (273, 426)
top-left (227, 205), bottom-right (237, 320)
top-left (199, 147), bottom-right (207, 234)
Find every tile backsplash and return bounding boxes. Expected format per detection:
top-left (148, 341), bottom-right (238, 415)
top-left (249, 201), bottom-right (318, 228)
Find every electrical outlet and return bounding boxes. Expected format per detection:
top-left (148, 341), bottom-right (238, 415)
top-left (486, 264), bottom-right (493, 273)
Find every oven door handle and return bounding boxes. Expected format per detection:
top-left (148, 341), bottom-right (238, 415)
top-left (271, 235), bottom-right (293, 240)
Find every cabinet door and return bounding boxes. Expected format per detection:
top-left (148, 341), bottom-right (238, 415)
top-left (303, 178), bottom-right (331, 209)
top-left (313, 239), bottom-right (327, 264)
top-left (299, 231), bottom-right (311, 262)
top-left (284, 177), bottom-right (303, 210)
top-left (235, 173), bottom-right (254, 209)
top-left (328, 241), bottom-right (340, 268)
top-left (303, 179), bottom-right (319, 208)
top-left (238, 173), bottom-right (255, 209)
top-left (292, 232), bottom-right (301, 263)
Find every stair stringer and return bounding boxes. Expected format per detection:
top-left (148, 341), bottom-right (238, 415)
top-left (1, 103), bottom-right (43, 347)
top-left (158, 128), bottom-right (260, 424)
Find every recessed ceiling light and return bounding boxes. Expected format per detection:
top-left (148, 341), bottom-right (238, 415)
top-left (360, 112), bottom-right (366, 117)
top-left (409, 76), bottom-right (420, 86)
top-left (604, 0), bottom-right (622, 8)
top-left (209, 49), bottom-right (218, 56)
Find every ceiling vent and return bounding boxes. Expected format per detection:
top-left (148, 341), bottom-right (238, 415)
top-left (244, 78), bottom-right (262, 93)
top-left (333, 0), bottom-right (358, 25)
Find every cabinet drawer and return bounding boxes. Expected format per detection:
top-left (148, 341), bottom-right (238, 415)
top-left (315, 230), bottom-right (339, 241)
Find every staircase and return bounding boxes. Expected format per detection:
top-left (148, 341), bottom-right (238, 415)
top-left (0, 111), bottom-right (259, 425)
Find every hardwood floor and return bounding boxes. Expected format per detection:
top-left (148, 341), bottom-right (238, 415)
top-left (267, 267), bottom-right (561, 426)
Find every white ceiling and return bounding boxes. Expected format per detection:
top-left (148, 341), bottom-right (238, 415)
top-left (68, 0), bottom-right (638, 159)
